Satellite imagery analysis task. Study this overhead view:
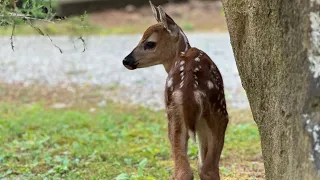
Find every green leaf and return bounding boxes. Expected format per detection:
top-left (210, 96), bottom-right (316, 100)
top-left (138, 158), bottom-right (148, 176)
top-left (116, 173), bottom-right (130, 180)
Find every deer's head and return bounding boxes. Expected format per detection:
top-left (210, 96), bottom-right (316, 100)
top-left (122, 1), bottom-right (190, 72)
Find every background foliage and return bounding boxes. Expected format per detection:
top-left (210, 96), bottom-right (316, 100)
top-left (0, 0), bottom-right (59, 26)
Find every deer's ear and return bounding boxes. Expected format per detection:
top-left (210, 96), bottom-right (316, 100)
top-left (149, 1), bottom-right (160, 22)
top-left (157, 6), bottom-right (179, 37)
top-left (157, 6), bottom-right (169, 29)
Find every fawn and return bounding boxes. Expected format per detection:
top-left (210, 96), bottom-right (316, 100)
top-left (122, 1), bottom-right (229, 179)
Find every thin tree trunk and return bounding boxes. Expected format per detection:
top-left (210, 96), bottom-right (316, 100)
top-left (221, 0), bottom-right (320, 179)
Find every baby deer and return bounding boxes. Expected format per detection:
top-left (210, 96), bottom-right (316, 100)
top-left (122, 1), bottom-right (229, 179)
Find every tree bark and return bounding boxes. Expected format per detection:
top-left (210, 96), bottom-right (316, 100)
top-left (221, 0), bottom-right (320, 179)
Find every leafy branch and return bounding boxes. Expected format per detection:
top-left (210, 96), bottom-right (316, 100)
top-left (0, 0), bottom-right (87, 53)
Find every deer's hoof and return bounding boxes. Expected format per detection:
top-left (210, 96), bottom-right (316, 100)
top-left (199, 171), bottom-right (220, 180)
top-left (175, 169), bottom-right (193, 180)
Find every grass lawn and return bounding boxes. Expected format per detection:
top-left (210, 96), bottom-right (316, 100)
top-left (0, 84), bottom-right (264, 179)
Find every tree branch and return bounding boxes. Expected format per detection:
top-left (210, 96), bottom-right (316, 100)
top-left (26, 19), bottom-right (63, 53)
top-left (10, 23), bottom-right (15, 51)
top-left (0, 13), bottom-right (56, 24)
top-left (78, 36), bottom-right (86, 53)
top-left (2, 3), bottom-right (86, 54)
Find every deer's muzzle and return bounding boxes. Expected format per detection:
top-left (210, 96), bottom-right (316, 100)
top-left (123, 52), bottom-right (137, 70)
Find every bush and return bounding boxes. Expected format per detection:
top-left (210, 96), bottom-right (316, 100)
top-left (0, 0), bottom-right (59, 25)
top-left (16, 0), bottom-right (59, 18)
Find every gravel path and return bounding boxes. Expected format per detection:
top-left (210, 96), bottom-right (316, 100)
top-left (0, 33), bottom-right (249, 110)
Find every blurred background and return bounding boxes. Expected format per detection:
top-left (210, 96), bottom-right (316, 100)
top-left (0, 0), bottom-right (247, 110)
top-left (0, 0), bottom-right (264, 179)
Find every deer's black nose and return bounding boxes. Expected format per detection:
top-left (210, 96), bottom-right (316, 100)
top-left (123, 52), bottom-right (137, 70)
top-left (122, 59), bottom-right (130, 66)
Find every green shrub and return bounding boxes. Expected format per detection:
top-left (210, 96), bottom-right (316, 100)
top-left (0, 0), bottom-right (59, 25)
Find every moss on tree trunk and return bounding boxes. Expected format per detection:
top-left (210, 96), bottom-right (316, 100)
top-left (221, 0), bottom-right (320, 179)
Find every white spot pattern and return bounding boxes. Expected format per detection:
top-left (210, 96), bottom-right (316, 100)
top-left (194, 90), bottom-right (205, 105)
top-left (180, 81), bottom-right (184, 88)
top-left (167, 77), bottom-right (173, 87)
top-left (180, 74), bottom-right (184, 81)
top-left (207, 81), bottom-right (214, 89)
top-left (195, 57), bottom-right (200, 62)
top-left (179, 62), bottom-right (185, 89)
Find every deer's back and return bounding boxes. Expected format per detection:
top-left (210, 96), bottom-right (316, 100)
top-left (165, 47), bottom-right (228, 121)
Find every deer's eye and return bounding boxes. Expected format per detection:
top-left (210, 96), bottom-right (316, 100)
top-left (144, 41), bottom-right (156, 50)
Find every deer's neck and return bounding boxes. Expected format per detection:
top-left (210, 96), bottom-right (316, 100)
top-left (163, 30), bottom-right (190, 73)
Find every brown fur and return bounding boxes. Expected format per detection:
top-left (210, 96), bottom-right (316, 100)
top-left (123, 2), bottom-right (228, 179)
top-left (140, 24), bottom-right (163, 43)
top-left (165, 48), bottom-right (228, 180)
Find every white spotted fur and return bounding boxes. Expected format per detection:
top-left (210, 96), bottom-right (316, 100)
top-left (167, 77), bottom-right (173, 87)
top-left (207, 80), bottom-right (214, 89)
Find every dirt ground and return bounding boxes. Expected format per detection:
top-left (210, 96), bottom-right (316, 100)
top-left (88, 0), bottom-right (228, 32)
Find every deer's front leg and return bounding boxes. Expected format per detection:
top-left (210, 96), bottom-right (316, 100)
top-left (168, 110), bottom-right (193, 180)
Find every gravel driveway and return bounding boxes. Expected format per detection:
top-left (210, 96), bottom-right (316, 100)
top-left (0, 33), bottom-right (249, 110)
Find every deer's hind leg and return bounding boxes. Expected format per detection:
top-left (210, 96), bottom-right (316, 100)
top-left (199, 110), bottom-right (228, 180)
top-left (195, 118), bottom-right (210, 172)
top-left (167, 104), bottom-right (193, 180)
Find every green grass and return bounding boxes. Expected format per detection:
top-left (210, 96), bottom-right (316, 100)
top-left (0, 102), bottom-right (262, 179)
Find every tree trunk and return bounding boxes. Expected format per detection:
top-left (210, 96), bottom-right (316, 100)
top-left (221, 0), bottom-right (320, 179)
